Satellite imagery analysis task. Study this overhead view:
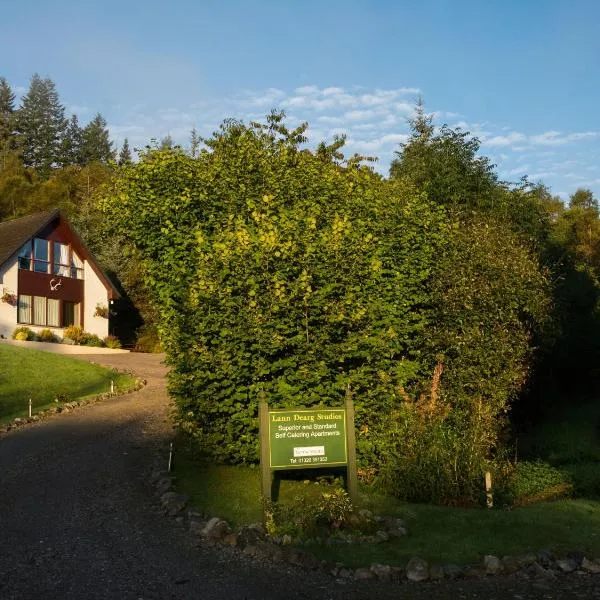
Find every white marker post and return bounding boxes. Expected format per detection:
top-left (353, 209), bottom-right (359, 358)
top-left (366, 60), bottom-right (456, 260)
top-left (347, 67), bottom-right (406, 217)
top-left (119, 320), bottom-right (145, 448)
top-left (110, 380), bottom-right (114, 394)
top-left (28, 398), bottom-right (32, 418)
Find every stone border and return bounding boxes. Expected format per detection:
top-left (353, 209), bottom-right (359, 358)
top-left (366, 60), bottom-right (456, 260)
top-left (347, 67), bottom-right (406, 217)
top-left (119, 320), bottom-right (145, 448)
top-left (0, 372), bottom-right (146, 435)
top-left (151, 459), bottom-right (600, 584)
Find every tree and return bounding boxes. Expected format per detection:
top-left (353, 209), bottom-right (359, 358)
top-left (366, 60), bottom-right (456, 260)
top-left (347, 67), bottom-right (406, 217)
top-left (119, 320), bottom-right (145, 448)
top-left (0, 77), bottom-right (15, 150)
top-left (570, 188), bottom-right (598, 213)
top-left (80, 113), bottom-right (114, 164)
top-left (160, 135), bottom-right (173, 149)
top-left (118, 138), bottom-right (132, 165)
top-left (390, 100), bottom-right (498, 212)
top-left (189, 128), bottom-right (200, 158)
top-left (15, 74), bottom-right (66, 177)
top-left (59, 114), bottom-right (83, 166)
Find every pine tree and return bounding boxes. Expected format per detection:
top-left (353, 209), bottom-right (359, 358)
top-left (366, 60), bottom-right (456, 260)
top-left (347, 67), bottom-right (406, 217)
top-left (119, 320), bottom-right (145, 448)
top-left (118, 138), bottom-right (132, 165)
top-left (80, 113), bottom-right (114, 164)
top-left (190, 127), bottom-right (200, 158)
top-left (15, 73), bottom-right (66, 177)
top-left (0, 77), bottom-right (15, 148)
top-left (60, 114), bottom-right (84, 166)
top-left (160, 135), bottom-right (173, 149)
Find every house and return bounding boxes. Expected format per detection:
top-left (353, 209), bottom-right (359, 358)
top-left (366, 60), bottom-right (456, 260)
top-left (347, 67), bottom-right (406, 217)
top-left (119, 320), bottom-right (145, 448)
top-left (0, 210), bottom-right (119, 340)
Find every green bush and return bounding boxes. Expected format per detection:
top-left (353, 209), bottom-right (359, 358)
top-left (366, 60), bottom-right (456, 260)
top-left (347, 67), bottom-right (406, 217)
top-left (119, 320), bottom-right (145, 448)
top-left (63, 325), bottom-right (84, 345)
top-left (12, 326), bottom-right (36, 341)
top-left (103, 335), bottom-right (122, 349)
top-left (81, 333), bottom-right (104, 347)
top-left (102, 114), bottom-right (552, 505)
top-left (38, 328), bottom-right (58, 343)
top-left (499, 461), bottom-right (573, 506)
top-left (134, 328), bottom-right (162, 353)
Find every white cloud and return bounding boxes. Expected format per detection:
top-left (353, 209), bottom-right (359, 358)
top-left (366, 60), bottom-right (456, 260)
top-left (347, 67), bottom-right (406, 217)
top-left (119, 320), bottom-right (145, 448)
top-left (484, 132), bottom-right (527, 147)
top-left (344, 109), bottom-right (376, 121)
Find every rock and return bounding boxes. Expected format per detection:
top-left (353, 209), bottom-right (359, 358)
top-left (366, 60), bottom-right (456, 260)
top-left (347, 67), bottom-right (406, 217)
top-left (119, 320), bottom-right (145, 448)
top-left (529, 562), bottom-right (556, 579)
top-left (186, 508), bottom-right (204, 520)
top-left (501, 555), bottom-right (521, 574)
top-left (357, 508), bottom-right (374, 521)
top-left (247, 522), bottom-right (265, 535)
top-left (516, 552), bottom-right (538, 567)
top-left (390, 566), bottom-right (405, 581)
top-left (406, 557), bottom-right (429, 582)
top-left (429, 564), bottom-right (444, 580)
top-left (201, 517), bottom-right (231, 541)
top-left (370, 563), bottom-right (392, 581)
top-left (483, 554), bottom-right (504, 575)
top-left (236, 525), bottom-right (264, 549)
top-left (281, 534), bottom-right (293, 545)
top-left (581, 557), bottom-right (600, 574)
top-left (188, 520), bottom-right (206, 536)
top-left (222, 533), bottom-right (238, 546)
top-left (556, 558), bottom-right (577, 573)
top-left (463, 566), bottom-right (487, 580)
top-left (537, 549), bottom-right (555, 567)
top-left (378, 516), bottom-right (408, 537)
top-left (13, 418), bottom-right (23, 424)
top-left (354, 567), bottom-right (374, 580)
top-left (444, 564), bottom-right (464, 580)
top-left (337, 568), bottom-right (353, 579)
top-left (374, 530), bottom-right (389, 543)
top-left (160, 492), bottom-right (188, 516)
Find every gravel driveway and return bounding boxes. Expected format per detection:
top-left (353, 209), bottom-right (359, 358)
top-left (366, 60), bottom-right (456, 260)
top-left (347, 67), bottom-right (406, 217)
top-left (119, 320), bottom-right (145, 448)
top-left (1, 352), bottom-right (599, 599)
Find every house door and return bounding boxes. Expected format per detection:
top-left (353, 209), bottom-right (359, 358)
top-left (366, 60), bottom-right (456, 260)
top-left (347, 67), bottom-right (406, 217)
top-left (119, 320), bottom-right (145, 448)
top-left (63, 301), bottom-right (81, 327)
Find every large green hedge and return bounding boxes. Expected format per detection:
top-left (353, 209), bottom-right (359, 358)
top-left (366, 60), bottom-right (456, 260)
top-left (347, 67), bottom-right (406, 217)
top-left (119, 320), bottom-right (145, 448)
top-left (102, 115), bottom-right (551, 503)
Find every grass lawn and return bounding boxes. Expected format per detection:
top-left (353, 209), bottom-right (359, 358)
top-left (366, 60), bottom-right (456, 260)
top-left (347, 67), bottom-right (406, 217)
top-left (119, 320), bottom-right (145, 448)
top-left (173, 446), bottom-right (600, 567)
top-left (0, 344), bottom-right (137, 423)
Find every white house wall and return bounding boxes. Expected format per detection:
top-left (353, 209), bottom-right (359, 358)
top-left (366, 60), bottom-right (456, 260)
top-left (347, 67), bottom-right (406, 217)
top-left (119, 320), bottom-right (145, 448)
top-left (0, 254), bottom-right (18, 339)
top-left (83, 261), bottom-right (109, 338)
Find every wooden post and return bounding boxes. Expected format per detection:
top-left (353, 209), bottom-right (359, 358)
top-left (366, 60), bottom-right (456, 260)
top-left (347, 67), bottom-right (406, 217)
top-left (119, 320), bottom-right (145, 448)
top-left (259, 392), bottom-right (271, 503)
top-left (485, 471), bottom-right (493, 509)
top-left (345, 386), bottom-right (358, 504)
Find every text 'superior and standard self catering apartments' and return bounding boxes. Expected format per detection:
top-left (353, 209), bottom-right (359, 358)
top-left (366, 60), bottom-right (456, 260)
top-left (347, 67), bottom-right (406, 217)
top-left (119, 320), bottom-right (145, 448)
top-left (0, 210), bottom-right (119, 340)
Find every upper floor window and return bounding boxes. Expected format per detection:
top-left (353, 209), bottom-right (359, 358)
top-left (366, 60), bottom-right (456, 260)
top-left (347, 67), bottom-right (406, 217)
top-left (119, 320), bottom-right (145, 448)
top-left (34, 238), bottom-right (49, 273)
top-left (18, 241), bottom-right (32, 270)
top-left (18, 238), bottom-right (84, 280)
top-left (53, 242), bottom-right (70, 277)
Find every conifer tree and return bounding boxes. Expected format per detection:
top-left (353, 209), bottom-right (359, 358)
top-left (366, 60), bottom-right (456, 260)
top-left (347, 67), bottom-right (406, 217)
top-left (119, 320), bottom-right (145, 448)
top-left (0, 76), bottom-right (15, 149)
top-left (15, 73), bottom-right (66, 177)
top-left (118, 138), bottom-right (132, 165)
top-left (80, 113), bottom-right (114, 164)
top-left (60, 114), bottom-right (84, 166)
top-left (190, 127), bottom-right (200, 158)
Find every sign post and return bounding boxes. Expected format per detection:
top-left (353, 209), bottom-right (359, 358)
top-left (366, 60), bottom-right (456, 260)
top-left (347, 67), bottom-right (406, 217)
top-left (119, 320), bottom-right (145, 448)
top-left (259, 391), bottom-right (358, 505)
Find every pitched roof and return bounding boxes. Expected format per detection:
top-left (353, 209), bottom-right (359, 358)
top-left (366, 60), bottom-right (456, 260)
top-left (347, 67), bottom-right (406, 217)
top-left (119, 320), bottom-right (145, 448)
top-left (0, 209), bottom-right (120, 299)
top-left (0, 209), bottom-right (60, 266)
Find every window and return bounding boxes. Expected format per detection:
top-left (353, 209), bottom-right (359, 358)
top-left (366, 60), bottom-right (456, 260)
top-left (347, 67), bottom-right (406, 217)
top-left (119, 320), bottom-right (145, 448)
top-left (47, 299), bottom-right (60, 327)
top-left (53, 242), bottom-right (70, 277)
top-left (33, 296), bottom-right (47, 325)
top-left (33, 239), bottom-right (49, 273)
top-left (18, 238), bottom-right (84, 280)
top-left (18, 295), bottom-right (31, 323)
top-left (71, 251), bottom-right (84, 280)
top-left (18, 241), bottom-right (32, 270)
top-left (63, 301), bottom-right (81, 327)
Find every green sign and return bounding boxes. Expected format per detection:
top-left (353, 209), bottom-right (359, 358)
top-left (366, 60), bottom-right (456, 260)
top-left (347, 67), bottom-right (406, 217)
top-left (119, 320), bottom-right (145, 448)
top-left (268, 408), bottom-right (347, 469)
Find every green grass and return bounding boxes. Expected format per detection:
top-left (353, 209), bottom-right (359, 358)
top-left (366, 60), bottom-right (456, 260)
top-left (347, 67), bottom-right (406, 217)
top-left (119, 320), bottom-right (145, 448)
top-left (518, 399), bottom-right (600, 499)
top-left (0, 344), bottom-right (138, 423)
top-left (172, 446), bottom-right (600, 567)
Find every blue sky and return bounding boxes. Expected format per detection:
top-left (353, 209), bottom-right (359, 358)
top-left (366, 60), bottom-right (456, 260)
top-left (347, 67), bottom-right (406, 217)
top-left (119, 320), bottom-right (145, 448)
top-left (2, 0), bottom-right (599, 200)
